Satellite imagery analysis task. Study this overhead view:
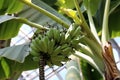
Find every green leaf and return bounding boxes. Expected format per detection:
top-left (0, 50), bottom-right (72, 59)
top-left (0, 15), bottom-right (22, 40)
top-left (74, 51), bottom-right (102, 73)
top-left (18, 0), bottom-right (71, 27)
top-left (0, 43), bottom-right (38, 79)
top-left (0, 15), bottom-right (16, 23)
top-left (0, 43), bottom-right (38, 69)
top-left (80, 60), bottom-right (103, 80)
top-left (83, 0), bottom-right (101, 16)
top-left (94, 0), bottom-right (105, 28)
top-left (0, 55), bottom-right (38, 79)
top-left (89, 0), bottom-right (120, 38)
top-left (109, 6), bottom-right (120, 38)
top-left (0, 62), bottom-right (6, 79)
top-left (109, 0), bottom-right (120, 14)
top-left (0, 0), bottom-right (24, 15)
top-left (0, 43), bottom-right (29, 63)
top-left (1, 58), bottom-right (10, 78)
top-left (5, 54), bottom-right (38, 72)
top-left (41, 0), bottom-right (57, 6)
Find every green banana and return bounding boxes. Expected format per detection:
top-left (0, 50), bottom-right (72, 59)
top-left (62, 57), bottom-right (70, 62)
top-left (66, 24), bottom-right (74, 35)
top-left (35, 37), bottom-right (42, 51)
top-left (56, 55), bottom-right (65, 61)
top-left (30, 49), bottom-right (39, 56)
top-left (53, 46), bottom-right (62, 55)
top-left (37, 40), bottom-right (45, 53)
top-left (30, 43), bottom-right (40, 53)
top-left (46, 61), bottom-right (53, 67)
top-left (61, 44), bottom-right (69, 50)
top-left (54, 61), bottom-right (62, 66)
top-left (71, 27), bottom-right (81, 39)
top-left (40, 37), bottom-right (48, 53)
top-left (70, 39), bottom-right (80, 45)
top-left (59, 33), bottom-right (65, 44)
top-left (65, 24), bottom-right (76, 38)
top-left (31, 39), bottom-right (41, 51)
top-left (73, 44), bottom-right (81, 51)
top-left (46, 28), bottom-right (54, 39)
top-left (62, 47), bottom-right (72, 56)
top-left (65, 35), bottom-right (72, 43)
top-left (33, 57), bottom-right (39, 62)
top-left (44, 36), bottom-right (49, 53)
top-left (69, 25), bottom-right (77, 36)
top-left (47, 39), bottom-right (55, 54)
top-left (53, 29), bottom-right (60, 43)
top-left (50, 56), bottom-right (62, 66)
top-left (65, 23), bottom-right (81, 41)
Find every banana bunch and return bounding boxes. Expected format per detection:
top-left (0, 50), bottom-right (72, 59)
top-left (30, 28), bottom-right (72, 67)
top-left (0, 0), bottom-right (24, 14)
top-left (30, 23), bottom-right (83, 67)
top-left (65, 23), bottom-right (83, 50)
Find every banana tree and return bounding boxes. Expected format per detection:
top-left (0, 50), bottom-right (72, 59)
top-left (0, 0), bottom-right (120, 80)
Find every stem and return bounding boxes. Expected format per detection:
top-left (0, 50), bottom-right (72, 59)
top-left (19, 0), bottom-right (69, 28)
top-left (82, 37), bottom-right (102, 58)
top-left (16, 18), bottom-right (48, 30)
top-left (74, 0), bottom-right (100, 45)
top-left (73, 51), bottom-right (103, 75)
top-left (79, 43), bottom-right (94, 58)
top-left (39, 55), bottom-right (45, 80)
top-left (74, 0), bottom-right (88, 28)
top-left (87, 9), bottom-right (101, 44)
top-left (101, 0), bottom-right (110, 45)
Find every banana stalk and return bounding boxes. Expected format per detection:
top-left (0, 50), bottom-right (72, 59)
top-left (39, 55), bottom-right (45, 80)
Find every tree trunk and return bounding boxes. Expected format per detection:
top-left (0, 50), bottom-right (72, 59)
top-left (102, 42), bottom-right (120, 80)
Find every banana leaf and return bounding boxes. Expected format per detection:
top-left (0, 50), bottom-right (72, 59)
top-left (109, 6), bottom-right (120, 38)
top-left (0, 0), bottom-right (71, 40)
top-left (80, 60), bottom-right (103, 80)
top-left (94, 0), bottom-right (120, 38)
top-left (83, 0), bottom-right (102, 16)
top-left (0, 43), bottom-right (38, 79)
top-left (0, 0), bottom-right (24, 15)
top-left (0, 43), bottom-right (29, 63)
top-left (109, 0), bottom-right (120, 14)
top-left (18, 0), bottom-right (71, 28)
top-left (0, 15), bottom-right (23, 40)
